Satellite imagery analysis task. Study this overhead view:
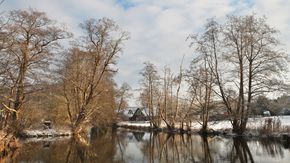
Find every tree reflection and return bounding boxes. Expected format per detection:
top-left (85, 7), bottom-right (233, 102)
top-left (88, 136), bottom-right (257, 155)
top-left (65, 128), bottom-right (118, 163)
top-left (230, 137), bottom-right (254, 163)
top-left (140, 133), bottom-right (262, 163)
top-left (259, 138), bottom-right (284, 158)
top-left (0, 140), bottom-right (19, 163)
top-left (12, 128), bottom-right (120, 163)
top-left (141, 133), bottom-right (214, 163)
top-left (201, 136), bottom-right (212, 163)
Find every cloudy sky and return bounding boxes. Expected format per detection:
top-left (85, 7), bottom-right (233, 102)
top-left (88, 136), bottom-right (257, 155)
top-left (2, 0), bottom-right (290, 105)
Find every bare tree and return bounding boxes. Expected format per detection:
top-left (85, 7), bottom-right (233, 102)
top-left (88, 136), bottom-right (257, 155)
top-left (189, 15), bottom-right (288, 134)
top-left (139, 61), bottom-right (188, 130)
top-left (0, 9), bottom-right (70, 127)
top-left (61, 18), bottom-right (128, 134)
top-left (139, 62), bottom-right (160, 128)
top-left (116, 82), bottom-right (132, 113)
top-left (222, 15), bottom-right (288, 133)
top-left (172, 57), bottom-right (184, 128)
top-left (159, 66), bottom-right (174, 127)
top-left (162, 59), bottom-right (185, 130)
top-left (187, 19), bottom-right (219, 133)
top-left (186, 58), bottom-right (214, 133)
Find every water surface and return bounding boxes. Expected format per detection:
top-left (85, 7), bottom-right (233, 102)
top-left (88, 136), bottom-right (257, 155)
top-left (6, 129), bottom-right (290, 163)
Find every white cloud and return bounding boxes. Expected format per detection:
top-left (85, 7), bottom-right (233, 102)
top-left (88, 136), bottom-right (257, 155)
top-left (3, 0), bottom-right (290, 105)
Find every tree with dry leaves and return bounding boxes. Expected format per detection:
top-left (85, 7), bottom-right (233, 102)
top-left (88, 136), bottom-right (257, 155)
top-left (61, 18), bottom-right (129, 134)
top-left (0, 9), bottom-right (71, 130)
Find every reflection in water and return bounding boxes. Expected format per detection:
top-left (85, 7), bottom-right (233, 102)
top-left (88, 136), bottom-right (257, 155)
top-left (0, 141), bottom-right (19, 163)
top-left (230, 138), bottom-right (254, 163)
top-left (4, 129), bottom-right (290, 163)
top-left (202, 136), bottom-right (212, 163)
top-left (259, 138), bottom-right (284, 157)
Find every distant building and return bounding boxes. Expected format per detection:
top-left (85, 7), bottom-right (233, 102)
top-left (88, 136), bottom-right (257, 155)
top-left (119, 107), bottom-right (149, 121)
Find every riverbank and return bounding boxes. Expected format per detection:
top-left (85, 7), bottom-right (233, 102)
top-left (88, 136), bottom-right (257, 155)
top-left (116, 116), bottom-right (290, 138)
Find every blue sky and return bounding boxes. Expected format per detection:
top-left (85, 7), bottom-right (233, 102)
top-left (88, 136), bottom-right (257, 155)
top-left (2, 0), bottom-right (290, 105)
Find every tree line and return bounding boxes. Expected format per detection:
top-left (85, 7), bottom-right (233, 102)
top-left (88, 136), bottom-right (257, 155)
top-left (0, 8), bottom-right (288, 136)
top-left (139, 15), bottom-right (288, 134)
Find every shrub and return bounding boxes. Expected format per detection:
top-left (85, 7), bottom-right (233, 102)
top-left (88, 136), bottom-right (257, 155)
top-left (259, 117), bottom-right (281, 135)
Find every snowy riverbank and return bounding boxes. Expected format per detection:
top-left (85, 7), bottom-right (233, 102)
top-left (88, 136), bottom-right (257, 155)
top-left (20, 129), bottom-right (71, 138)
top-left (117, 116), bottom-right (290, 136)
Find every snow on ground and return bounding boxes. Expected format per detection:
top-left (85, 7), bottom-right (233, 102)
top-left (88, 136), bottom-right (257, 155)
top-left (193, 116), bottom-right (290, 131)
top-left (22, 136), bottom-right (71, 143)
top-left (278, 115), bottom-right (290, 126)
top-left (203, 121), bottom-right (232, 131)
top-left (118, 116), bottom-right (290, 132)
top-left (117, 121), bottom-right (151, 127)
top-left (23, 129), bottom-right (71, 137)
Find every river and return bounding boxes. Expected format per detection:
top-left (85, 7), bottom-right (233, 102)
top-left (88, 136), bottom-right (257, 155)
top-left (4, 128), bottom-right (290, 163)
